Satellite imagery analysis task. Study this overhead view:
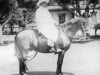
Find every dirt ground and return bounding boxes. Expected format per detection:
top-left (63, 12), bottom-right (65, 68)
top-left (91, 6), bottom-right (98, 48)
top-left (0, 30), bottom-right (100, 75)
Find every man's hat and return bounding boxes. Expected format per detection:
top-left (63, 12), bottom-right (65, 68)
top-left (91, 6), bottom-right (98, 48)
top-left (37, 0), bottom-right (49, 6)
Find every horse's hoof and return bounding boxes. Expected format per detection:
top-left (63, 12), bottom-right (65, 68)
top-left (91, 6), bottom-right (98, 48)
top-left (56, 72), bottom-right (63, 75)
top-left (57, 73), bottom-right (71, 75)
top-left (57, 73), bottom-right (62, 75)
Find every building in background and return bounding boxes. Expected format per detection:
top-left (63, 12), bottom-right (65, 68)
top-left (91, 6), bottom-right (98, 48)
top-left (48, 6), bottom-right (73, 24)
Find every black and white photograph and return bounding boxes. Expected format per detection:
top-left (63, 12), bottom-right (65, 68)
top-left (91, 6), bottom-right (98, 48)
top-left (0, 0), bottom-right (100, 75)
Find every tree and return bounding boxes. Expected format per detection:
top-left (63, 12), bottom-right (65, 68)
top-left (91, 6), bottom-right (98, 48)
top-left (0, 0), bottom-right (9, 24)
top-left (85, 0), bottom-right (99, 17)
top-left (55, 0), bottom-right (100, 17)
top-left (0, 0), bottom-right (38, 34)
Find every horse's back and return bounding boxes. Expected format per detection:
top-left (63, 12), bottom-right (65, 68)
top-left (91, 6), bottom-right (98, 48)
top-left (16, 30), bottom-right (36, 39)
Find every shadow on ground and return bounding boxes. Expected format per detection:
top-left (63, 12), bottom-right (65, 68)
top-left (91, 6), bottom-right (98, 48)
top-left (13, 71), bottom-right (75, 75)
top-left (71, 35), bottom-right (100, 44)
top-left (90, 35), bottom-right (100, 40)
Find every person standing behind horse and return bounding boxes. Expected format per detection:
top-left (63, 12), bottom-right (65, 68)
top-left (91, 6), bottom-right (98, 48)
top-left (35, 0), bottom-right (59, 48)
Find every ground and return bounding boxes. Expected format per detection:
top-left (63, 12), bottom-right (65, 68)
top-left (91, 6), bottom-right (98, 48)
top-left (0, 29), bottom-right (100, 75)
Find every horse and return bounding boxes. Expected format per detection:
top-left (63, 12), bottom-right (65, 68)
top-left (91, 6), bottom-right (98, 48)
top-left (93, 23), bottom-right (100, 35)
top-left (14, 25), bottom-right (71, 75)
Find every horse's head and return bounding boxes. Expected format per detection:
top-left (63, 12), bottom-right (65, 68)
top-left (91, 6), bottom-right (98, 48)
top-left (60, 17), bottom-right (87, 37)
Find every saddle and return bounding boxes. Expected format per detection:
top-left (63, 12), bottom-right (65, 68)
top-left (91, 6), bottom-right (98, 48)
top-left (33, 28), bottom-right (62, 53)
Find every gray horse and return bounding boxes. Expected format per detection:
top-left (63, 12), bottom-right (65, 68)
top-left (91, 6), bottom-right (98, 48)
top-left (14, 26), bottom-right (70, 75)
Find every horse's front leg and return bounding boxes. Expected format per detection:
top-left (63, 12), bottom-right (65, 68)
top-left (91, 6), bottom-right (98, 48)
top-left (56, 51), bottom-right (65, 75)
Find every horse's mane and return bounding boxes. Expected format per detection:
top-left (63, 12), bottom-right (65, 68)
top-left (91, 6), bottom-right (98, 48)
top-left (61, 17), bottom-right (84, 27)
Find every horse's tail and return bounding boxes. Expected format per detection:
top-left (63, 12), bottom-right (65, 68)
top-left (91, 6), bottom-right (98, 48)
top-left (14, 35), bottom-right (22, 59)
top-left (14, 35), bottom-right (28, 74)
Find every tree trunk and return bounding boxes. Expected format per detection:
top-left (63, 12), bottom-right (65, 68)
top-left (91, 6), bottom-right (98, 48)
top-left (76, 0), bottom-right (81, 16)
top-left (9, 22), bottom-right (13, 34)
top-left (0, 25), bottom-right (4, 45)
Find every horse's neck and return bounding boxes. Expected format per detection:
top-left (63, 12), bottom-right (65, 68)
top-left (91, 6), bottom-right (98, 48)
top-left (67, 24), bottom-right (80, 36)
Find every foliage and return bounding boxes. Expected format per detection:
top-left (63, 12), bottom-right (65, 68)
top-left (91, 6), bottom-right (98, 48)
top-left (87, 0), bottom-right (99, 5)
top-left (55, 0), bottom-right (99, 17)
top-left (0, 0), bottom-right (37, 34)
top-left (17, 0), bottom-right (38, 9)
top-left (0, 0), bottom-right (9, 24)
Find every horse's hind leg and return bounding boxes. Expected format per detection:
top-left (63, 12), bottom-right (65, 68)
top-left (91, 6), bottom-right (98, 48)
top-left (56, 51), bottom-right (65, 75)
top-left (19, 58), bottom-right (28, 75)
top-left (15, 49), bottom-right (28, 75)
top-left (17, 51), bottom-right (28, 75)
top-left (19, 59), bottom-right (24, 75)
